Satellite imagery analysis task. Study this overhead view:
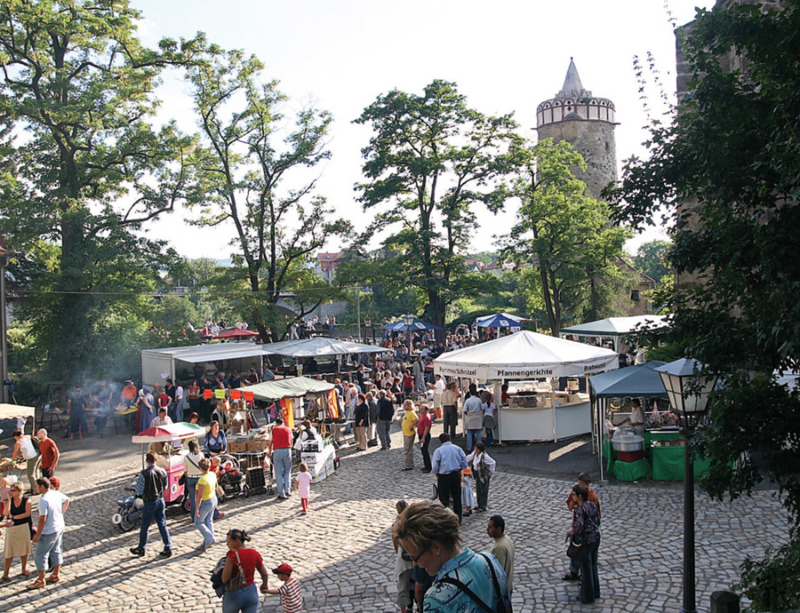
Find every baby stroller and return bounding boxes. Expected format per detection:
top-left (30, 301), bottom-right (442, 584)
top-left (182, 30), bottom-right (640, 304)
top-left (215, 454), bottom-right (249, 500)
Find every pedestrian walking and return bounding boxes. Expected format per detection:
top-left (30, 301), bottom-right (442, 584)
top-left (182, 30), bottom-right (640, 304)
top-left (294, 462), bottom-right (312, 515)
top-left (264, 562), bottom-right (303, 613)
top-left (467, 441), bottom-right (496, 513)
top-left (35, 430), bottom-right (59, 479)
top-left (11, 429), bottom-right (40, 495)
top-left (195, 457), bottom-right (218, 550)
top-left (129, 452), bottom-right (172, 559)
top-left (2, 481), bottom-right (32, 581)
top-left (28, 477), bottom-right (69, 590)
top-left (221, 528), bottom-right (271, 613)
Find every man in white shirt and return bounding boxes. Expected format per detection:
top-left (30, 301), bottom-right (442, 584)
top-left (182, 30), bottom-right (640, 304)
top-left (173, 382), bottom-right (184, 422)
top-left (151, 407), bottom-right (173, 428)
top-left (430, 374), bottom-right (446, 414)
top-left (30, 477), bottom-right (70, 588)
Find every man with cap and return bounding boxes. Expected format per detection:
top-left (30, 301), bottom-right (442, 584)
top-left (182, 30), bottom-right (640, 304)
top-left (264, 562), bottom-right (302, 613)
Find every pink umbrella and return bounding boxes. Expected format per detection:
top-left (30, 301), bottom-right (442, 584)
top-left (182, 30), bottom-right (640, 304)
top-left (214, 328), bottom-right (260, 340)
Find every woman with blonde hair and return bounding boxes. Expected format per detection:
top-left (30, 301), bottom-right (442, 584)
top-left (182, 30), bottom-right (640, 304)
top-left (393, 500), bottom-right (510, 611)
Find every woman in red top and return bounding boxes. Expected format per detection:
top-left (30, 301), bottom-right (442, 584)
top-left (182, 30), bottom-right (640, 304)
top-left (222, 528), bottom-right (270, 613)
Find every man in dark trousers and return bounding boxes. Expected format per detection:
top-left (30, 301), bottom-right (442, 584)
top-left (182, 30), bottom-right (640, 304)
top-left (130, 452), bottom-right (172, 558)
top-left (431, 432), bottom-right (468, 522)
top-left (376, 390), bottom-right (395, 450)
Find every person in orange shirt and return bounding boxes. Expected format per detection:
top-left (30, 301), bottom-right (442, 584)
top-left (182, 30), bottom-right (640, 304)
top-left (121, 380), bottom-right (138, 407)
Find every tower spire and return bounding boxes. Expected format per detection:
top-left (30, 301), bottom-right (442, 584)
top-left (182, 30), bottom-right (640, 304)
top-left (557, 57), bottom-right (589, 99)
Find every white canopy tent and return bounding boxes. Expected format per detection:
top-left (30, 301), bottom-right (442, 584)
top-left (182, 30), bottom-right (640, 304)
top-left (433, 332), bottom-right (618, 442)
top-left (260, 338), bottom-right (388, 358)
top-left (559, 315), bottom-right (668, 352)
top-left (141, 344), bottom-right (273, 389)
top-left (434, 330), bottom-right (619, 380)
top-left (0, 403), bottom-right (36, 436)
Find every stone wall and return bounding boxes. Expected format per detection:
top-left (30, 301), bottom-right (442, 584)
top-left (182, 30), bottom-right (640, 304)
top-left (537, 119), bottom-right (617, 201)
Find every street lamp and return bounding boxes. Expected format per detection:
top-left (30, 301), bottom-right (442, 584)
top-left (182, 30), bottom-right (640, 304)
top-left (402, 314), bottom-right (415, 361)
top-left (655, 358), bottom-right (718, 613)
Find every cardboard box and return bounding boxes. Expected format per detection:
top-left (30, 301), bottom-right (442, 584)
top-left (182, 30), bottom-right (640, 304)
top-left (247, 439), bottom-right (268, 452)
top-left (228, 441), bottom-right (248, 453)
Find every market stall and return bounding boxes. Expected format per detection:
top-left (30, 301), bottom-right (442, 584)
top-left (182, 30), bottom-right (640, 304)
top-left (0, 404), bottom-right (36, 476)
top-left (434, 331), bottom-right (619, 442)
top-left (141, 343), bottom-right (272, 390)
top-left (260, 337), bottom-right (388, 380)
top-left (239, 376), bottom-right (338, 482)
top-left (589, 361), bottom-right (710, 482)
top-left (559, 315), bottom-right (668, 353)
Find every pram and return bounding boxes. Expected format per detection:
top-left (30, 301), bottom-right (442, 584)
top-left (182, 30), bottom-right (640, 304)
top-left (214, 454), bottom-right (248, 500)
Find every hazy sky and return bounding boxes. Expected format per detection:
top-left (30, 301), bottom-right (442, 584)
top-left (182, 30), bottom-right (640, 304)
top-left (131, 0), bottom-right (717, 260)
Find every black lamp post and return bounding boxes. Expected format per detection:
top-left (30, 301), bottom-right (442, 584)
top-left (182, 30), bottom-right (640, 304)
top-left (402, 314), bottom-right (415, 360)
top-left (655, 358), bottom-right (718, 613)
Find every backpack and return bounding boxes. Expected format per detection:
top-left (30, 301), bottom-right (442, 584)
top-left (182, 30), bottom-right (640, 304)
top-left (437, 552), bottom-right (512, 613)
top-left (31, 436), bottom-right (41, 453)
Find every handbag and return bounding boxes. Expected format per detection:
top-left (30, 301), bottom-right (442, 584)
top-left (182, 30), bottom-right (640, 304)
top-left (567, 534), bottom-right (587, 562)
top-left (225, 549), bottom-right (247, 591)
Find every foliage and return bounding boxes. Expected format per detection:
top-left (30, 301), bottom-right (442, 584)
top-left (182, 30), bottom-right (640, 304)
top-left (499, 139), bottom-right (631, 334)
top-left (634, 239), bottom-right (672, 285)
top-left (354, 80), bottom-right (519, 333)
top-left (0, 0), bottom-right (202, 384)
top-left (186, 46), bottom-right (351, 341)
top-left (610, 2), bottom-right (800, 608)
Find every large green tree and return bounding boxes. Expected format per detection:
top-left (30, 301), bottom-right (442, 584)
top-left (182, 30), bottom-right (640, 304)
top-left (0, 0), bottom-right (201, 383)
top-left (186, 48), bottom-right (350, 341)
top-left (610, 2), bottom-right (800, 608)
top-left (500, 139), bottom-right (630, 334)
top-left (355, 80), bottom-right (519, 332)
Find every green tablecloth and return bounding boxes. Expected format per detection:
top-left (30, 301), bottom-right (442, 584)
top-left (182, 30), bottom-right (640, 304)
top-left (651, 445), bottom-right (711, 480)
top-left (614, 458), bottom-right (651, 481)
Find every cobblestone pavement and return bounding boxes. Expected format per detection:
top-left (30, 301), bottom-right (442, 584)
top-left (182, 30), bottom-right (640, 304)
top-left (0, 421), bottom-right (789, 612)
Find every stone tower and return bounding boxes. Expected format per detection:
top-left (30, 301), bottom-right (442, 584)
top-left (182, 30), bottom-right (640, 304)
top-left (536, 58), bottom-right (618, 200)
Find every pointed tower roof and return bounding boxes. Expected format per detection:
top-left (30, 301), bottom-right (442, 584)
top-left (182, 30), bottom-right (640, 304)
top-left (556, 58), bottom-right (590, 99)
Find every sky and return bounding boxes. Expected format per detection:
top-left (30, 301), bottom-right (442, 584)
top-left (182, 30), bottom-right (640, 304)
top-left (131, 0), bottom-right (717, 260)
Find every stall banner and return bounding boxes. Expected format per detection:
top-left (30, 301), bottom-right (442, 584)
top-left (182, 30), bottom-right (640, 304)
top-left (230, 389), bottom-right (242, 400)
top-left (203, 389), bottom-right (213, 399)
top-left (243, 391), bottom-right (255, 402)
top-left (327, 390), bottom-right (339, 418)
top-left (214, 388), bottom-right (226, 399)
top-left (280, 397), bottom-right (295, 429)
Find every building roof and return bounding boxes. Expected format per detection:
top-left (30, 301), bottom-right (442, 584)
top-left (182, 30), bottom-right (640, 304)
top-left (557, 58), bottom-right (590, 99)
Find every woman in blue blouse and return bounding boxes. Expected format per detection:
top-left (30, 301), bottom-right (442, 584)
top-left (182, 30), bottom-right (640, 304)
top-left (567, 483), bottom-right (601, 604)
top-left (392, 499), bottom-right (510, 612)
top-left (204, 420), bottom-right (227, 456)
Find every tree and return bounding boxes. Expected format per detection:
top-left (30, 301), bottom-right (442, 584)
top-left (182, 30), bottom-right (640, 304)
top-left (0, 0), bottom-right (201, 383)
top-left (355, 80), bottom-right (519, 333)
top-left (499, 139), bottom-right (630, 334)
top-left (634, 239), bottom-right (672, 285)
top-left (186, 48), bottom-right (351, 341)
top-left (610, 2), bottom-right (800, 608)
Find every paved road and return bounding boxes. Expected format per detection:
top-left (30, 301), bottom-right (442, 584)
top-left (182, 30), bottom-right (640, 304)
top-left (0, 421), bottom-right (788, 612)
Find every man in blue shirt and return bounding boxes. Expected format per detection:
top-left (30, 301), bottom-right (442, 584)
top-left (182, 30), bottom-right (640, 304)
top-left (431, 433), bottom-right (468, 522)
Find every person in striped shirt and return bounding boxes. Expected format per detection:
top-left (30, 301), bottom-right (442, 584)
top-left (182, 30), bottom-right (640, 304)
top-left (265, 562), bottom-right (302, 612)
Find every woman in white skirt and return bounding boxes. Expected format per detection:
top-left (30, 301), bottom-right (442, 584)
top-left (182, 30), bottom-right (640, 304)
top-left (2, 481), bottom-right (32, 580)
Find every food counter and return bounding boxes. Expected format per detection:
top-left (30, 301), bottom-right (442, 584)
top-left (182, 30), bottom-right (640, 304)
top-left (300, 439), bottom-right (336, 483)
top-left (497, 381), bottom-right (591, 443)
